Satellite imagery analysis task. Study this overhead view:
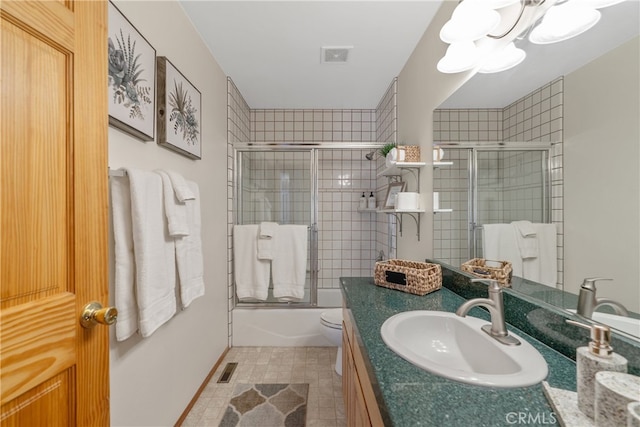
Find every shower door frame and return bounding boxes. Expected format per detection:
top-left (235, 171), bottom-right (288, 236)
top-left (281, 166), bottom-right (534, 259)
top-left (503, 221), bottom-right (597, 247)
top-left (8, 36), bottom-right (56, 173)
top-left (234, 144), bottom-right (319, 307)
top-left (439, 142), bottom-right (553, 260)
top-left (233, 142), bottom-right (383, 308)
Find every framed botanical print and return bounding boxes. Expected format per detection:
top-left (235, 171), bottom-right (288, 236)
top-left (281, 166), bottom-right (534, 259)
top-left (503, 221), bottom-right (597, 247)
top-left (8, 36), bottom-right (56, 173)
top-left (157, 57), bottom-right (202, 159)
top-left (107, 1), bottom-right (156, 141)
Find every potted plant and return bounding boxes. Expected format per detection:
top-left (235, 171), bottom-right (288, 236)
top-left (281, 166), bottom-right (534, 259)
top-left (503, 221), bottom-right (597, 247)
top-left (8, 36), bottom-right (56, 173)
top-left (378, 142), bottom-right (397, 158)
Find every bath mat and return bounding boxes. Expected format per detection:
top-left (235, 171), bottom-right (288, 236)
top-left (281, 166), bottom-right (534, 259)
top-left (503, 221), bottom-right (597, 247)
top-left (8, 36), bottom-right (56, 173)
top-left (219, 383), bottom-right (308, 427)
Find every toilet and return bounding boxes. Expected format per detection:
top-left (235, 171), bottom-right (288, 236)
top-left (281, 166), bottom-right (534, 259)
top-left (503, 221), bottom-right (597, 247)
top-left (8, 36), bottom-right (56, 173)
top-left (320, 308), bottom-right (343, 376)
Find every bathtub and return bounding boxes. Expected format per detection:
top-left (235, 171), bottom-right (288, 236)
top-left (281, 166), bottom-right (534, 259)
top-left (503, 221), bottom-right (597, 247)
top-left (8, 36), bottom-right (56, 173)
top-left (232, 288), bottom-right (343, 347)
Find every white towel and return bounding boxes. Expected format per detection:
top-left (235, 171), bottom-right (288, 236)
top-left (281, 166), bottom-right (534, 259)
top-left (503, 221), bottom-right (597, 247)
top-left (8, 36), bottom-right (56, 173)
top-left (257, 222), bottom-right (279, 260)
top-left (175, 181), bottom-right (205, 308)
top-left (165, 170), bottom-right (195, 202)
top-left (127, 169), bottom-right (177, 337)
top-left (156, 170), bottom-right (189, 237)
top-left (523, 224), bottom-right (558, 287)
top-left (260, 221), bottom-right (278, 238)
top-left (234, 225), bottom-right (270, 300)
top-left (110, 172), bottom-right (138, 341)
top-left (482, 224), bottom-right (523, 277)
top-left (272, 225), bottom-right (308, 301)
top-left (511, 220), bottom-right (539, 259)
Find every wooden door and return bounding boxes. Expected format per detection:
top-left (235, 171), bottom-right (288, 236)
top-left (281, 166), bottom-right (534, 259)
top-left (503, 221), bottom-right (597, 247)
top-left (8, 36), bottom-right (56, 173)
top-left (0, 1), bottom-right (109, 426)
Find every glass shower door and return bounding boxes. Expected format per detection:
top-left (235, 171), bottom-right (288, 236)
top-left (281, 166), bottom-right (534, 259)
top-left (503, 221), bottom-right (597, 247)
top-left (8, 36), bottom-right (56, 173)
top-left (236, 149), bottom-right (316, 305)
top-left (472, 149), bottom-right (549, 258)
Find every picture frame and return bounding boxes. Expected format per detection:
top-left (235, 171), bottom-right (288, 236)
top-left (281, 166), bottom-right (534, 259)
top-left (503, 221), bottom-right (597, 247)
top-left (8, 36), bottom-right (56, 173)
top-left (107, 1), bottom-right (156, 141)
top-left (157, 57), bottom-right (202, 159)
top-left (383, 182), bottom-right (406, 209)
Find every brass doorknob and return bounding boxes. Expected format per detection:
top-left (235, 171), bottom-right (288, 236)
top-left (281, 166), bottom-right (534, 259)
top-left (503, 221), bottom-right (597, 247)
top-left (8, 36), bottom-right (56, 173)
top-left (80, 302), bottom-right (118, 328)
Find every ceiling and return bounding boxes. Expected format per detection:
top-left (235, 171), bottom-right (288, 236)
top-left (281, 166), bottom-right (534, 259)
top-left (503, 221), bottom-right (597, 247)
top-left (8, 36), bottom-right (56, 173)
top-left (179, 1), bottom-right (443, 109)
top-left (179, 0), bottom-right (640, 110)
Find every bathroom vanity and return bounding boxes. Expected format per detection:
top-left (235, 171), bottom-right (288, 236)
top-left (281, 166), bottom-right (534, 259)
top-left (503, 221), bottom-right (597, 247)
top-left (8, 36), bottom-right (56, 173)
top-left (340, 267), bottom-right (640, 426)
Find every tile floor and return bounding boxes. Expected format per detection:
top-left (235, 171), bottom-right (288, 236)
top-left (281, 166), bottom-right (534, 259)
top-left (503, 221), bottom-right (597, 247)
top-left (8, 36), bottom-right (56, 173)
top-left (182, 347), bottom-right (346, 427)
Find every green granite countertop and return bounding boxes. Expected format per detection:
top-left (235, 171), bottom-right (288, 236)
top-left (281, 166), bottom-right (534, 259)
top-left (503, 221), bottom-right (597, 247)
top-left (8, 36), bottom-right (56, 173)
top-left (340, 277), bottom-right (577, 427)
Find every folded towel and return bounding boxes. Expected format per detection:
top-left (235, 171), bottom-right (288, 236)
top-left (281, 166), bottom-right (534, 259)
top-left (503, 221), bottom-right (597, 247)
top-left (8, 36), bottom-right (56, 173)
top-left (234, 225), bottom-right (270, 300)
top-left (523, 224), bottom-right (557, 287)
top-left (156, 170), bottom-right (189, 237)
top-left (257, 222), bottom-right (279, 260)
top-left (259, 221), bottom-right (278, 238)
top-left (126, 168), bottom-right (177, 337)
top-left (272, 225), bottom-right (308, 301)
top-left (110, 171), bottom-right (138, 341)
top-left (511, 220), bottom-right (538, 259)
top-left (512, 220), bottom-right (537, 237)
top-left (483, 224), bottom-right (523, 277)
top-left (175, 181), bottom-right (205, 308)
top-left (165, 170), bottom-right (195, 202)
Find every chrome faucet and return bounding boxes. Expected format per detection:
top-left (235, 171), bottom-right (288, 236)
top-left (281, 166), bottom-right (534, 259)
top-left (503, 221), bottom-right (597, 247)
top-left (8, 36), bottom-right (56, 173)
top-left (456, 279), bottom-right (521, 346)
top-left (576, 278), bottom-right (629, 319)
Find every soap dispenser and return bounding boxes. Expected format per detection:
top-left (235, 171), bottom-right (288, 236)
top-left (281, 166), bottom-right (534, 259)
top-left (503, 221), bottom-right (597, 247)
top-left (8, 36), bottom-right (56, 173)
top-left (367, 192), bottom-right (376, 209)
top-left (359, 192), bottom-right (367, 210)
top-left (566, 319), bottom-right (628, 419)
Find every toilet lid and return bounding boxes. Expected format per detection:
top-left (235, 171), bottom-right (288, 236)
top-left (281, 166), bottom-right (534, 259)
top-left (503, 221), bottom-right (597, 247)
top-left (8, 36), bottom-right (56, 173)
top-left (320, 308), bottom-right (342, 326)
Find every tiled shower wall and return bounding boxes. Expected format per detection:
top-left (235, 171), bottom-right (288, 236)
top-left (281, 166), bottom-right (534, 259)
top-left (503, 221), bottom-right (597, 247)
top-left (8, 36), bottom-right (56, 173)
top-left (374, 79), bottom-right (398, 259)
top-left (251, 109), bottom-right (376, 142)
top-left (226, 78), bottom-right (398, 332)
top-left (318, 149), bottom-right (378, 289)
top-left (433, 78), bottom-right (564, 287)
top-left (227, 78), bottom-right (252, 344)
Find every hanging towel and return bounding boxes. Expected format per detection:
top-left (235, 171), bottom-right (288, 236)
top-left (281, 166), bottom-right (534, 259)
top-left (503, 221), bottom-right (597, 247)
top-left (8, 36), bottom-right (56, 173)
top-left (165, 169), bottom-right (196, 202)
top-left (110, 171), bottom-right (138, 341)
top-left (482, 224), bottom-right (523, 277)
top-left (234, 224), bottom-right (270, 300)
top-left (260, 221), bottom-right (278, 238)
top-left (523, 224), bottom-right (557, 287)
top-left (511, 220), bottom-right (539, 259)
top-left (126, 168), bottom-right (177, 337)
top-left (156, 170), bottom-right (189, 237)
top-left (272, 225), bottom-right (308, 301)
top-left (175, 181), bottom-right (205, 308)
top-left (257, 221), bottom-right (279, 260)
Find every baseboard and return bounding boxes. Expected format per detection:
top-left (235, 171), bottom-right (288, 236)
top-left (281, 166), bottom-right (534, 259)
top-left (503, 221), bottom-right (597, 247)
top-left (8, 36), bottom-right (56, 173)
top-left (174, 346), bottom-right (230, 427)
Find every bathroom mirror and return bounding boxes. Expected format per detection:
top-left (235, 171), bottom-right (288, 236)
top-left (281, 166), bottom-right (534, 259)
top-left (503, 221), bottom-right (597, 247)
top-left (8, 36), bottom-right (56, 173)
top-left (433, 1), bottom-right (640, 339)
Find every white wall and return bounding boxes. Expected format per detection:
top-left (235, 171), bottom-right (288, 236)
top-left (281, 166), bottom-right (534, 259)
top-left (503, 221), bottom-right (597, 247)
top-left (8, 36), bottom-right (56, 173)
top-left (108, 1), bottom-right (229, 425)
top-left (564, 36), bottom-right (640, 312)
top-left (395, 1), bottom-right (475, 260)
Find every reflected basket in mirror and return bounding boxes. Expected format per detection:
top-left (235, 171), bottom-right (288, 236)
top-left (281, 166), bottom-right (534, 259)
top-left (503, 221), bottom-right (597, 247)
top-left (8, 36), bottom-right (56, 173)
top-left (397, 145), bottom-right (420, 162)
top-left (461, 258), bottom-right (512, 288)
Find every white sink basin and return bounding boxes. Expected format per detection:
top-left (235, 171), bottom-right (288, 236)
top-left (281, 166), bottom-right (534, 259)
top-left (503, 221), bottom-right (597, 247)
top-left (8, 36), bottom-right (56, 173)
top-left (380, 311), bottom-right (548, 388)
top-left (568, 309), bottom-right (640, 337)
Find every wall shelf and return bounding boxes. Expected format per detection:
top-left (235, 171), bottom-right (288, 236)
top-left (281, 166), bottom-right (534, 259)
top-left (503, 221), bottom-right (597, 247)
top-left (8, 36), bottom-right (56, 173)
top-left (377, 162), bottom-right (426, 178)
top-left (357, 208), bottom-right (378, 213)
top-left (434, 208), bottom-right (453, 213)
top-left (378, 209), bottom-right (424, 241)
top-left (433, 161), bottom-right (453, 168)
top-left (377, 162), bottom-right (426, 241)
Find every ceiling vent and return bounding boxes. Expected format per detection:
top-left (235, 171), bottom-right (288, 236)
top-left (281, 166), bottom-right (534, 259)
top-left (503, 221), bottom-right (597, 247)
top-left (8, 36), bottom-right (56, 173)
top-left (321, 46), bottom-right (352, 63)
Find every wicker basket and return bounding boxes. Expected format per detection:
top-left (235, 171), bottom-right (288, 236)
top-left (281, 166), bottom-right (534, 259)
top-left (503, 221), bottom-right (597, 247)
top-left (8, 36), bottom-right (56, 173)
top-left (398, 145), bottom-right (421, 162)
top-left (460, 258), bottom-right (513, 288)
top-left (374, 260), bottom-right (442, 296)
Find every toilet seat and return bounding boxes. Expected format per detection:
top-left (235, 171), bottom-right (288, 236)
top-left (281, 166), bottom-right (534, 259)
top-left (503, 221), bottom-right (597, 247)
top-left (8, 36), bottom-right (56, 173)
top-left (320, 308), bottom-right (343, 330)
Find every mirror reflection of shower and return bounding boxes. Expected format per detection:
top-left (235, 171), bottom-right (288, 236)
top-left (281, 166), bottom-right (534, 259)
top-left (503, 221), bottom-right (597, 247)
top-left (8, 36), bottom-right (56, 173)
top-left (433, 145), bottom-right (551, 278)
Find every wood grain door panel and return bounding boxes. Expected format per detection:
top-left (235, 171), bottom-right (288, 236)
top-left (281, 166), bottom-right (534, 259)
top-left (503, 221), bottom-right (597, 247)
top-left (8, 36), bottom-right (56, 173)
top-left (1, 0), bottom-right (109, 425)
